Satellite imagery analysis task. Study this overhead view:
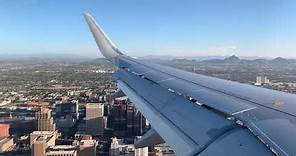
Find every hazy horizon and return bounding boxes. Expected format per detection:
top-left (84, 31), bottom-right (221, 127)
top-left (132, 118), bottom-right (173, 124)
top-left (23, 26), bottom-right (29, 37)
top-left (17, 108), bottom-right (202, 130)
top-left (1, 52), bottom-right (294, 60)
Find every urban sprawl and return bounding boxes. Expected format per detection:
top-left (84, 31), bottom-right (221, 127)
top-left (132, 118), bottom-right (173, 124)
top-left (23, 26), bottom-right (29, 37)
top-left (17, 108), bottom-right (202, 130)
top-left (1, 55), bottom-right (296, 156)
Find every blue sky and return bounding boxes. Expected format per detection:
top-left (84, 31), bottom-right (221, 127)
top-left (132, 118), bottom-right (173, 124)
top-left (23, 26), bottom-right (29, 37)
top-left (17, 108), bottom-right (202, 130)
top-left (0, 0), bottom-right (296, 58)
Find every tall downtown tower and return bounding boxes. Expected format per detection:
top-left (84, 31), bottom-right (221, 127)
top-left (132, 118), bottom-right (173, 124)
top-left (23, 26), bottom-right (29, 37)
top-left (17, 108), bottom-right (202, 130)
top-left (35, 107), bottom-right (56, 131)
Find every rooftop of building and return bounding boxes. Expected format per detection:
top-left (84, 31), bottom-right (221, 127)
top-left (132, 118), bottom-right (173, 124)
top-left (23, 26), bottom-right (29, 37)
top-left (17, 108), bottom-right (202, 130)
top-left (81, 135), bottom-right (92, 140)
top-left (38, 107), bottom-right (51, 114)
top-left (111, 137), bottom-right (134, 149)
top-left (31, 131), bottom-right (55, 135)
top-left (0, 137), bottom-right (13, 145)
top-left (72, 135), bottom-right (97, 147)
top-left (115, 97), bottom-right (128, 100)
top-left (86, 103), bottom-right (104, 107)
top-left (48, 145), bottom-right (77, 150)
top-left (0, 123), bottom-right (9, 127)
top-left (79, 139), bottom-right (97, 146)
top-left (35, 135), bottom-right (54, 142)
top-left (46, 150), bottom-right (77, 154)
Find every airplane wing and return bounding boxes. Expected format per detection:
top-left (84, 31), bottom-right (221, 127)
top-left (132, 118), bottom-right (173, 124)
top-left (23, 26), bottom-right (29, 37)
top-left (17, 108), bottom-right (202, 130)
top-left (84, 13), bottom-right (296, 156)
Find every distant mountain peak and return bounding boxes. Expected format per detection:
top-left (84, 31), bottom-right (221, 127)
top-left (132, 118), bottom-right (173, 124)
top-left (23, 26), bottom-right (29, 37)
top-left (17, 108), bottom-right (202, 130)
top-left (224, 55), bottom-right (240, 63)
top-left (226, 54), bottom-right (239, 59)
top-left (273, 57), bottom-right (286, 61)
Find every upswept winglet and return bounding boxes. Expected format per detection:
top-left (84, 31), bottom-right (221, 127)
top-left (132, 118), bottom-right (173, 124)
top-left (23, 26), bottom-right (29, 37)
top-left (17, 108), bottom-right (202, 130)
top-left (83, 13), bottom-right (122, 60)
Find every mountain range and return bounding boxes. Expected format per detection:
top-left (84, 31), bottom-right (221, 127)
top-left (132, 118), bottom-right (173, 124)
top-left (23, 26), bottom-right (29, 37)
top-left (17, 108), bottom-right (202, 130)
top-left (201, 55), bottom-right (296, 64)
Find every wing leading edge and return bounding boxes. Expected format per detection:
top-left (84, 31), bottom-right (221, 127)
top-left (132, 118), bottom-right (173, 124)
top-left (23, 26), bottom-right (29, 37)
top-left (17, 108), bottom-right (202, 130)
top-left (84, 13), bottom-right (296, 156)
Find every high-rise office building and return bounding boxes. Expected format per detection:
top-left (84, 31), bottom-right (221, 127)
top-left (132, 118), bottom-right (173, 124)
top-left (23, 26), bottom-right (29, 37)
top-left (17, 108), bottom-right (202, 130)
top-left (126, 104), bottom-right (146, 137)
top-left (55, 101), bottom-right (79, 119)
top-left (109, 97), bottom-right (148, 137)
top-left (55, 101), bottom-right (79, 135)
top-left (86, 103), bottom-right (105, 136)
top-left (30, 132), bottom-right (97, 156)
top-left (31, 137), bottom-right (47, 156)
top-left (35, 108), bottom-right (56, 131)
top-left (30, 131), bottom-right (56, 156)
top-left (110, 98), bottom-right (127, 134)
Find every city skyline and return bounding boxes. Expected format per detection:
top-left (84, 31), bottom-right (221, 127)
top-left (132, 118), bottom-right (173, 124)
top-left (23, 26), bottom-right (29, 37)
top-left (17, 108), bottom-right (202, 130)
top-left (1, 0), bottom-right (296, 58)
